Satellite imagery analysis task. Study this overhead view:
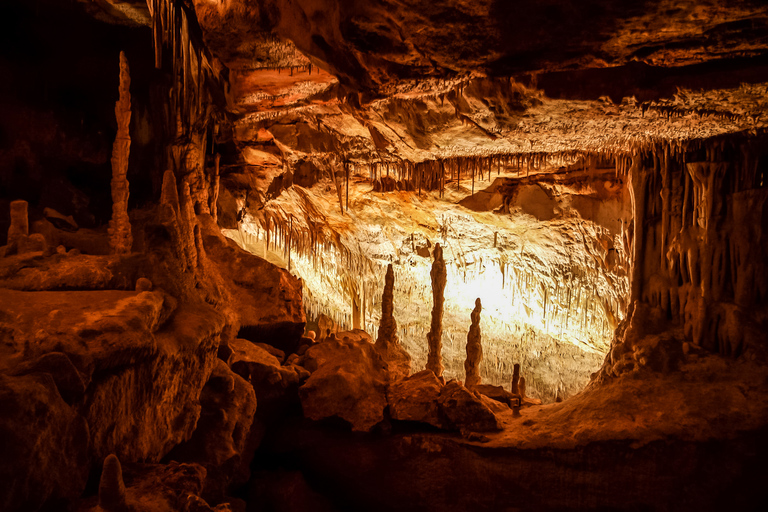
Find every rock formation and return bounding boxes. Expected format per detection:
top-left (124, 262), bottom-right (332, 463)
top-left (464, 298), bottom-right (483, 388)
top-left (511, 363), bottom-right (521, 395)
top-left (375, 263), bottom-right (412, 381)
top-left (98, 454), bottom-right (127, 512)
top-left (108, 51), bottom-right (132, 256)
top-left (426, 243), bottom-right (447, 378)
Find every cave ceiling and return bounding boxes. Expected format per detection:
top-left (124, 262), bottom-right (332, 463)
top-left (79, 0), bottom-right (768, 393)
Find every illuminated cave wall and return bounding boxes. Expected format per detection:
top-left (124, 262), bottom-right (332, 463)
top-left (227, 159), bottom-right (631, 402)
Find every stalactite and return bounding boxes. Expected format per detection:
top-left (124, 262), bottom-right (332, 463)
top-left (109, 51), bottom-right (133, 255)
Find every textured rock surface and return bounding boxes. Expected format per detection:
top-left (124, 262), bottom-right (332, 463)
top-left (0, 372), bottom-right (90, 512)
top-left (299, 332), bottom-right (389, 431)
top-left (438, 380), bottom-right (501, 432)
top-left (387, 369), bottom-right (443, 428)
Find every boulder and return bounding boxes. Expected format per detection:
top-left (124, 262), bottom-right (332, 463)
top-left (202, 227), bottom-right (305, 353)
top-left (438, 380), bottom-right (502, 432)
top-left (472, 384), bottom-right (518, 408)
top-left (387, 369), bottom-right (443, 428)
top-left (299, 333), bottom-right (389, 431)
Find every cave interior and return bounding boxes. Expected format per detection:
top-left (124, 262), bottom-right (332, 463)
top-left (1, 1), bottom-right (768, 511)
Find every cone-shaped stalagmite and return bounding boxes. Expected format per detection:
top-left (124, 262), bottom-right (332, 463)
top-left (376, 264), bottom-right (398, 347)
top-left (426, 243), bottom-right (447, 378)
top-left (376, 264), bottom-right (412, 380)
top-left (108, 51), bottom-right (133, 255)
top-left (464, 298), bottom-right (483, 387)
top-left (98, 454), bottom-right (128, 512)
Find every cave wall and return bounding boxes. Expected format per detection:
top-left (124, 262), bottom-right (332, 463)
top-left (602, 135), bottom-right (768, 378)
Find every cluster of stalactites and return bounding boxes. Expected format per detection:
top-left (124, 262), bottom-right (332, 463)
top-left (146, 0), bottom-right (225, 136)
top-left (630, 134), bottom-right (768, 357)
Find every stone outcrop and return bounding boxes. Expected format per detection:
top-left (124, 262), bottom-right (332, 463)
top-left (0, 372), bottom-right (90, 512)
top-left (299, 331), bottom-right (389, 431)
top-left (426, 244), bottom-right (447, 378)
top-left (375, 264), bottom-right (412, 381)
top-left (387, 369), bottom-right (444, 428)
top-left (167, 359), bottom-right (257, 485)
top-left (108, 51), bottom-right (132, 255)
top-left (438, 380), bottom-right (501, 432)
top-left (464, 298), bottom-right (483, 388)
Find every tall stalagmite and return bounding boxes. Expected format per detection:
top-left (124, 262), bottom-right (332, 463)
top-left (376, 263), bottom-right (412, 380)
top-left (376, 264), bottom-right (399, 348)
top-left (108, 51), bottom-right (133, 255)
top-left (464, 298), bottom-right (483, 387)
top-left (426, 243), bottom-right (447, 378)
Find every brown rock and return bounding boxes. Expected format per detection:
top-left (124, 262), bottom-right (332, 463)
top-left (135, 277), bottom-right (153, 292)
top-left (387, 369), bottom-right (443, 428)
top-left (438, 380), bottom-right (501, 432)
top-left (299, 333), bottom-right (389, 431)
top-left (472, 384), bottom-right (518, 409)
top-left (169, 359), bottom-right (257, 468)
top-left (0, 373), bottom-right (90, 511)
top-left (98, 454), bottom-right (128, 512)
top-left (10, 351), bottom-right (85, 405)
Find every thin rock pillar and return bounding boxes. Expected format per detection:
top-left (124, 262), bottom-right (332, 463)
top-left (464, 298), bottom-right (483, 387)
top-left (426, 243), bottom-right (447, 378)
top-left (108, 51), bottom-right (133, 255)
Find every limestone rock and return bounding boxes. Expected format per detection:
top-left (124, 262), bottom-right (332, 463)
top-left (167, 359), bottom-right (257, 502)
top-left (10, 351), bottom-right (85, 405)
top-left (472, 384), bottom-right (518, 409)
top-left (76, 460), bottom-right (215, 512)
top-left (438, 380), bottom-right (501, 432)
top-left (387, 369), bottom-right (443, 428)
top-left (169, 359), bottom-right (257, 468)
top-left (0, 373), bottom-right (89, 512)
top-left (299, 333), bottom-right (389, 431)
top-left (202, 226), bottom-right (305, 353)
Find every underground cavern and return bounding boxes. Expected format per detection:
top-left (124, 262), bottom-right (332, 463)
top-left (2, 0), bottom-right (768, 511)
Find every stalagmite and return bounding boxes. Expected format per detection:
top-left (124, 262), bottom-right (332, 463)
top-left (376, 264), bottom-right (399, 347)
top-left (98, 454), bottom-right (128, 512)
top-left (375, 264), bottom-right (412, 380)
top-left (464, 298), bottom-right (483, 388)
top-left (6, 200), bottom-right (29, 250)
top-left (519, 376), bottom-right (527, 400)
top-left (511, 363), bottom-right (520, 395)
top-left (426, 244), bottom-right (447, 378)
top-left (108, 51), bottom-right (133, 255)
